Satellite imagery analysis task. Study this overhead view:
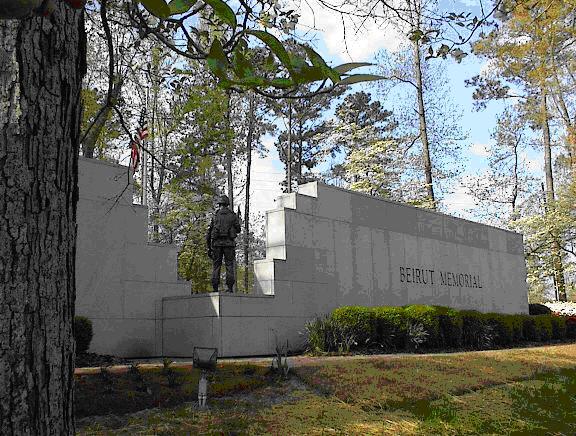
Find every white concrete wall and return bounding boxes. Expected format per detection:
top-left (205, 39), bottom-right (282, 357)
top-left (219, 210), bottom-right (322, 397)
top-left (77, 160), bottom-right (528, 358)
top-left (163, 181), bottom-right (528, 358)
top-left (76, 157), bottom-right (190, 357)
top-left (262, 182), bottom-right (528, 315)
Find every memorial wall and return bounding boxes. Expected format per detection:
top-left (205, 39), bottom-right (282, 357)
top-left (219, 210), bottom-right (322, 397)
top-left (76, 158), bottom-right (528, 357)
top-left (75, 157), bottom-right (189, 357)
top-left (264, 182), bottom-right (529, 315)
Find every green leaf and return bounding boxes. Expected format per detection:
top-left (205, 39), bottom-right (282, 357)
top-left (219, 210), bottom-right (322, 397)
top-left (231, 76), bottom-right (267, 87)
top-left (408, 29), bottom-right (424, 42)
top-left (301, 45), bottom-right (340, 83)
top-left (247, 30), bottom-right (294, 75)
top-left (206, 39), bottom-right (230, 81)
top-left (140, 0), bottom-right (171, 18)
top-left (203, 0), bottom-right (237, 28)
top-left (168, 0), bottom-right (196, 15)
top-left (339, 74), bottom-right (387, 86)
top-left (269, 78), bottom-right (293, 88)
top-left (231, 48), bottom-right (254, 79)
top-left (293, 65), bottom-right (325, 84)
top-left (333, 62), bottom-right (373, 74)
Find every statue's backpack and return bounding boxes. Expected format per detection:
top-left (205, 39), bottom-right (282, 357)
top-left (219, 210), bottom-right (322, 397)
top-left (212, 209), bottom-right (235, 240)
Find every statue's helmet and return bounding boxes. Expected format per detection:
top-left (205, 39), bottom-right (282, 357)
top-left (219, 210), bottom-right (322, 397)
top-left (217, 195), bottom-right (230, 206)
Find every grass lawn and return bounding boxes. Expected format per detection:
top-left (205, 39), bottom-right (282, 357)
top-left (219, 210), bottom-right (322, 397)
top-left (76, 344), bottom-right (576, 435)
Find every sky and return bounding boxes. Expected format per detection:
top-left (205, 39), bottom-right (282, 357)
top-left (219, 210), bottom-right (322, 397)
top-left (241, 0), bottom-right (548, 225)
top-left (245, 0), bottom-right (501, 219)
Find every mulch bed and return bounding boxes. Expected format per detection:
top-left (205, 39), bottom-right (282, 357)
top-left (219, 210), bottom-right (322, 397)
top-left (75, 352), bottom-right (130, 369)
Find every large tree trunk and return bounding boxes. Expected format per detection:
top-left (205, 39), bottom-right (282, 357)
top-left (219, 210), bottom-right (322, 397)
top-left (0, 5), bottom-right (86, 435)
top-left (541, 90), bottom-right (567, 301)
top-left (413, 39), bottom-right (435, 208)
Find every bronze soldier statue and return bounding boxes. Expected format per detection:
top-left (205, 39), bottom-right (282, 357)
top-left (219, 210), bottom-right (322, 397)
top-left (206, 195), bottom-right (241, 293)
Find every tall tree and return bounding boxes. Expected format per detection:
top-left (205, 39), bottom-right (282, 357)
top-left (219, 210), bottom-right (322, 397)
top-left (81, 0), bottom-right (148, 160)
top-left (409, 0), bottom-right (436, 205)
top-left (272, 83), bottom-right (344, 191)
top-left (470, 0), bottom-right (576, 300)
top-left (465, 106), bottom-right (535, 225)
top-left (377, 46), bottom-right (465, 208)
top-left (327, 91), bottom-right (400, 197)
top-left (237, 90), bottom-right (275, 292)
top-left (160, 83), bottom-right (231, 291)
top-left (0, 3), bottom-right (85, 434)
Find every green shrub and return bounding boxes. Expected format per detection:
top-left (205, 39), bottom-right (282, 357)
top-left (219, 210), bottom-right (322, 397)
top-left (483, 313), bottom-right (514, 346)
top-left (331, 306), bottom-right (376, 347)
top-left (533, 315), bottom-right (553, 341)
top-left (402, 305), bottom-right (441, 348)
top-left (566, 317), bottom-right (576, 339)
top-left (529, 303), bottom-right (552, 315)
top-left (309, 304), bottom-right (568, 356)
top-left (522, 316), bottom-right (538, 341)
top-left (305, 316), bottom-right (331, 353)
top-left (460, 310), bottom-right (487, 349)
top-left (305, 315), bottom-right (356, 353)
top-left (504, 314), bottom-right (525, 342)
top-left (74, 316), bottom-right (93, 354)
top-left (372, 306), bottom-right (407, 350)
top-left (550, 316), bottom-right (567, 340)
top-left (431, 306), bottom-right (463, 348)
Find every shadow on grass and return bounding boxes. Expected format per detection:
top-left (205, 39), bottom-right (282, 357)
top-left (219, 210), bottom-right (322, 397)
top-left (416, 367), bottom-right (576, 434)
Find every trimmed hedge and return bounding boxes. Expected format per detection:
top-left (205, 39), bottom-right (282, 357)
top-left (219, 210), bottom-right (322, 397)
top-left (74, 316), bottom-right (93, 354)
top-left (331, 306), bottom-right (376, 346)
top-left (372, 306), bottom-right (407, 350)
top-left (529, 303), bottom-right (552, 315)
top-left (305, 304), bottom-right (575, 354)
top-left (402, 305), bottom-right (441, 348)
top-left (567, 317), bottom-right (576, 339)
top-left (432, 306), bottom-right (463, 349)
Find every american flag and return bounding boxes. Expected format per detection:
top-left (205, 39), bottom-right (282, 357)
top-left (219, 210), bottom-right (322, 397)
top-left (129, 114), bottom-right (148, 173)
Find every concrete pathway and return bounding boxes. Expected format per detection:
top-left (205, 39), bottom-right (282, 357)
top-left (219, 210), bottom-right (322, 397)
top-left (73, 347), bottom-right (512, 375)
top-left (74, 342), bottom-right (576, 375)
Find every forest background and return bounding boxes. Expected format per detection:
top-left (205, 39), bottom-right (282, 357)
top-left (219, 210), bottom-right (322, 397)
top-left (81, 0), bottom-right (576, 303)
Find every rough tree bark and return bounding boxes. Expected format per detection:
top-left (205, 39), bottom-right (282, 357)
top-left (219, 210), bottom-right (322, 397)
top-left (0, 4), bottom-right (86, 435)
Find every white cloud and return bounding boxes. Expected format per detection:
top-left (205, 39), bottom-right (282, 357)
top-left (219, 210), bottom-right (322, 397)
top-left (296, 1), bottom-right (405, 61)
top-left (442, 184), bottom-right (477, 218)
top-left (520, 151), bottom-right (541, 173)
top-left (469, 143), bottom-right (490, 157)
top-left (458, 0), bottom-right (479, 7)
